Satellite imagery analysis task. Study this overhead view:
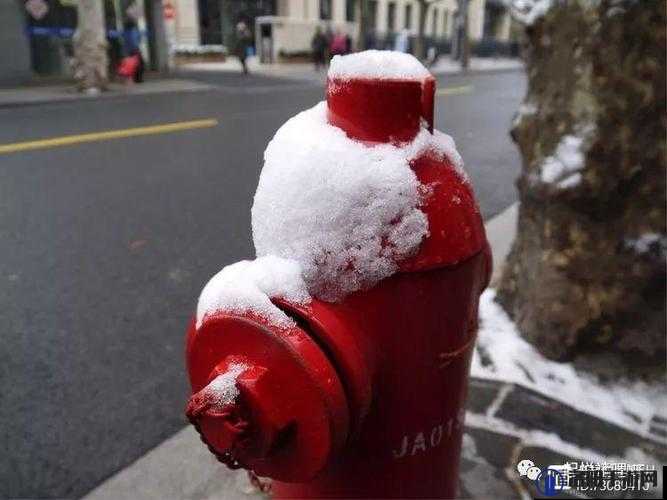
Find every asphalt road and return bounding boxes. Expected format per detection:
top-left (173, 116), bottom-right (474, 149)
top-left (0, 69), bottom-right (525, 498)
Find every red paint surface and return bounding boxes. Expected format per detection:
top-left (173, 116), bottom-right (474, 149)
top-left (185, 75), bottom-right (491, 498)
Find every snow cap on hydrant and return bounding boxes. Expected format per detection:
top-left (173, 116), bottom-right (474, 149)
top-left (185, 50), bottom-right (490, 496)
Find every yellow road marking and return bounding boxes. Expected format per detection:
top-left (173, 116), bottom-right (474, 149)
top-left (436, 85), bottom-right (473, 96)
top-left (0, 118), bottom-right (219, 155)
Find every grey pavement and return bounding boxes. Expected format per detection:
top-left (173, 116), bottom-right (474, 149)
top-left (0, 69), bottom-right (525, 498)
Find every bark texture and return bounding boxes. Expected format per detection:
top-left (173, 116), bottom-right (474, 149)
top-left (73, 0), bottom-right (108, 92)
top-left (497, 0), bottom-right (666, 379)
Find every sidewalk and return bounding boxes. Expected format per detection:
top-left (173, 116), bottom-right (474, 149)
top-left (180, 55), bottom-right (524, 85)
top-left (84, 203), bottom-right (666, 500)
top-left (0, 78), bottom-right (216, 109)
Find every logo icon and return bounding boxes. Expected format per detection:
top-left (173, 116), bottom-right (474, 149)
top-left (517, 458), bottom-right (565, 497)
top-left (535, 468), bottom-right (565, 497)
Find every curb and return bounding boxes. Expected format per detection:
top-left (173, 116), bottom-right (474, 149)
top-left (484, 202), bottom-right (518, 286)
top-left (0, 79), bottom-right (217, 110)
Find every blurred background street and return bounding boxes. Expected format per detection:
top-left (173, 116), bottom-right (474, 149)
top-left (2, 0), bottom-right (665, 499)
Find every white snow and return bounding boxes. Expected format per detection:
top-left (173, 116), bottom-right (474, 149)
top-left (512, 102), bottom-right (537, 128)
top-left (539, 134), bottom-right (586, 188)
top-left (466, 412), bottom-right (664, 472)
top-left (625, 232), bottom-right (667, 255)
top-left (473, 289), bottom-right (667, 437)
top-left (197, 85), bottom-right (466, 324)
top-left (432, 129), bottom-right (466, 178)
top-left (206, 363), bottom-right (247, 407)
top-left (252, 101), bottom-right (464, 301)
top-left (505, 0), bottom-right (554, 25)
top-left (196, 255), bottom-right (310, 329)
top-left (173, 44), bottom-right (226, 55)
top-left (328, 50), bottom-right (432, 81)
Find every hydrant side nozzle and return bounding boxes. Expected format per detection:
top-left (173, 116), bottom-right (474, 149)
top-left (185, 313), bottom-right (350, 482)
top-left (185, 361), bottom-right (254, 465)
top-left (273, 297), bottom-right (374, 440)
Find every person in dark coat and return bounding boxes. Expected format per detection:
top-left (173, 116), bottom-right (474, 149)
top-left (122, 18), bottom-right (144, 83)
top-left (234, 21), bottom-right (252, 75)
top-left (329, 30), bottom-right (348, 58)
top-left (311, 27), bottom-right (328, 71)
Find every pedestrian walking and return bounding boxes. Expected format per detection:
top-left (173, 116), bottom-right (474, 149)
top-left (329, 30), bottom-right (348, 58)
top-left (311, 27), bottom-right (328, 70)
top-left (234, 21), bottom-right (253, 75)
top-left (120, 18), bottom-right (144, 83)
top-left (394, 29), bottom-right (410, 53)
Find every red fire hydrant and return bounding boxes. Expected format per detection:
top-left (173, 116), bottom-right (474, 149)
top-left (185, 51), bottom-right (491, 498)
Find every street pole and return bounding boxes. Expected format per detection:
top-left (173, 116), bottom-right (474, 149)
top-left (144, 0), bottom-right (170, 72)
top-left (416, 0), bottom-right (428, 60)
top-left (460, 0), bottom-right (470, 71)
top-left (73, 0), bottom-right (108, 93)
top-left (358, 0), bottom-right (369, 50)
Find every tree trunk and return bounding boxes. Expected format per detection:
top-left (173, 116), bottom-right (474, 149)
top-left (414, 0), bottom-right (428, 60)
top-left (74, 0), bottom-right (108, 92)
top-left (497, 0), bottom-right (666, 380)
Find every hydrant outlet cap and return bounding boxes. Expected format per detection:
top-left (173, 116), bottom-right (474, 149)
top-left (186, 313), bottom-right (349, 481)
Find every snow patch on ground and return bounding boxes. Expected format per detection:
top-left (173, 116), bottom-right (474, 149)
top-left (466, 412), bottom-right (664, 472)
top-left (329, 50), bottom-right (431, 81)
top-left (473, 289), bottom-right (667, 436)
top-left (252, 101), bottom-right (464, 301)
top-left (196, 256), bottom-right (310, 329)
top-left (207, 363), bottom-right (247, 407)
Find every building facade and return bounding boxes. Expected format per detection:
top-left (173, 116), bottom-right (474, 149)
top-left (171, 0), bottom-right (514, 61)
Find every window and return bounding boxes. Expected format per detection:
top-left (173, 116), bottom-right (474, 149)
top-left (387, 2), bottom-right (396, 32)
top-left (320, 0), bottom-right (331, 20)
top-left (404, 3), bottom-right (412, 30)
top-left (346, 0), bottom-right (356, 22)
top-left (369, 0), bottom-right (378, 30)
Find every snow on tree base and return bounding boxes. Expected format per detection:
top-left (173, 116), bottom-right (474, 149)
top-left (475, 289), bottom-right (667, 436)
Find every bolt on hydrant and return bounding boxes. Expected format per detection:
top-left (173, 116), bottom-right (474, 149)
top-left (185, 50), bottom-right (491, 498)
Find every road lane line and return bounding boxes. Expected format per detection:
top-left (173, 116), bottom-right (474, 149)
top-left (0, 118), bottom-right (219, 155)
top-left (436, 85), bottom-right (473, 96)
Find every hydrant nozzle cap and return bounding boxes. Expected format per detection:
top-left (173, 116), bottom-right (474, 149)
top-left (186, 313), bottom-right (349, 481)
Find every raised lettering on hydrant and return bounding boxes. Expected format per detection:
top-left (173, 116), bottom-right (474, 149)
top-left (185, 50), bottom-right (491, 499)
